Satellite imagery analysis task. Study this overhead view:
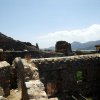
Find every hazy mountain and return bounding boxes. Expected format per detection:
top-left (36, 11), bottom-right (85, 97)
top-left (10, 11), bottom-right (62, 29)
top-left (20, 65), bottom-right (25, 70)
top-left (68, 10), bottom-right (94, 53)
top-left (48, 46), bottom-right (55, 51)
top-left (71, 40), bottom-right (100, 50)
top-left (46, 40), bottom-right (100, 51)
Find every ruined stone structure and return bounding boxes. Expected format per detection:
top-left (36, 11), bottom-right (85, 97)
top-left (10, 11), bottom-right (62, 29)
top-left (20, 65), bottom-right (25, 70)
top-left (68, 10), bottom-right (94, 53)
top-left (10, 54), bottom-right (100, 100)
top-left (55, 41), bottom-right (72, 56)
top-left (13, 57), bottom-right (49, 100)
top-left (0, 51), bottom-right (64, 65)
top-left (0, 53), bottom-right (100, 100)
top-left (32, 54), bottom-right (100, 100)
top-left (0, 61), bottom-right (10, 97)
top-left (0, 30), bottom-right (100, 100)
top-left (0, 51), bottom-right (40, 64)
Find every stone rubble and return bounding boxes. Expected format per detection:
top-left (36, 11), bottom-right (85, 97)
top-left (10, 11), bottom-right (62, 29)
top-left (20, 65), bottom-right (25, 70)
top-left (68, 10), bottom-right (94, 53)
top-left (22, 59), bottom-right (59, 100)
top-left (0, 96), bottom-right (8, 100)
top-left (0, 87), bottom-right (4, 97)
top-left (22, 59), bottom-right (49, 100)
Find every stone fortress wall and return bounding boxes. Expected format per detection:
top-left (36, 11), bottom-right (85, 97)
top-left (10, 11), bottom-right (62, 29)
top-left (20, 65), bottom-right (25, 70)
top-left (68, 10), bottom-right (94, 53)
top-left (31, 54), bottom-right (100, 99)
top-left (0, 53), bottom-right (100, 100)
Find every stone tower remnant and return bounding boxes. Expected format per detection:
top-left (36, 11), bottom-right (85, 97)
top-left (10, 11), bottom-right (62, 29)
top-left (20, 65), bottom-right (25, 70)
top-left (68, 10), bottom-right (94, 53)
top-left (55, 41), bottom-right (72, 56)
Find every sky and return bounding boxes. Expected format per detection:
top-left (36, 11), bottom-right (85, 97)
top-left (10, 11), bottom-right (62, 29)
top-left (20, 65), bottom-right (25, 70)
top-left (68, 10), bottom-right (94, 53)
top-left (0, 0), bottom-right (100, 48)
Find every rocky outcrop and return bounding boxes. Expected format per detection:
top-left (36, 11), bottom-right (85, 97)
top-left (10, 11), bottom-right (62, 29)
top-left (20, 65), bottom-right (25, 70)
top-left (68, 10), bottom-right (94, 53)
top-left (55, 41), bottom-right (72, 56)
top-left (0, 32), bottom-right (37, 51)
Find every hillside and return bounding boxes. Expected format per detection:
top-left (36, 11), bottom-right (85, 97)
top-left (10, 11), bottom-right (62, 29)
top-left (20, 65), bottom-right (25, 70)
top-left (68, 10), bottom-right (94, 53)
top-left (0, 32), bottom-right (37, 51)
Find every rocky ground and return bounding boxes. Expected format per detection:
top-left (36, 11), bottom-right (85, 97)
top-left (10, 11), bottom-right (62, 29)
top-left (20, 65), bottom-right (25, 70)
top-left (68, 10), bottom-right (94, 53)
top-left (7, 88), bottom-right (58, 100)
top-left (7, 89), bottom-right (21, 100)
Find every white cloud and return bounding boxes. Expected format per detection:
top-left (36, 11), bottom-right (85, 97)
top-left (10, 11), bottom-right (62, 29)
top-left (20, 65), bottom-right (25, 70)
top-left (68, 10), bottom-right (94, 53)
top-left (37, 24), bottom-right (100, 48)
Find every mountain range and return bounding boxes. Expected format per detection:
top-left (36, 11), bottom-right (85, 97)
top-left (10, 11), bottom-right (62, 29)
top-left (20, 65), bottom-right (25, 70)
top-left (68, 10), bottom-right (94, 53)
top-left (46, 40), bottom-right (100, 51)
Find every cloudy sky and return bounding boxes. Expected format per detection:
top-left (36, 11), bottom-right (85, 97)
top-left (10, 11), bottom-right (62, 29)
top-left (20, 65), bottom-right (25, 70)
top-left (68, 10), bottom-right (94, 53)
top-left (0, 0), bottom-right (100, 48)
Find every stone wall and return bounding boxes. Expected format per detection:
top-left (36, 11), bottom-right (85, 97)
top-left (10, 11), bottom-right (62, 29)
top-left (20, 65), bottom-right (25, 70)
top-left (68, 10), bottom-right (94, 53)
top-left (22, 59), bottom-right (49, 100)
top-left (31, 54), bottom-right (100, 99)
top-left (0, 61), bottom-right (10, 97)
top-left (13, 57), bottom-right (49, 100)
top-left (0, 51), bottom-right (40, 64)
top-left (12, 54), bottom-right (100, 100)
top-left (13, 58), bottom-right (29, 100)
top-left (0, 51), bottom-right (64, 65)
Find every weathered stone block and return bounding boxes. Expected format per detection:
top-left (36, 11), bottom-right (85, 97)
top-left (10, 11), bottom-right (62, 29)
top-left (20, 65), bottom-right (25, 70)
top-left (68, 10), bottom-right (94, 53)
top-left (0, 61), bottom-right (10, 97)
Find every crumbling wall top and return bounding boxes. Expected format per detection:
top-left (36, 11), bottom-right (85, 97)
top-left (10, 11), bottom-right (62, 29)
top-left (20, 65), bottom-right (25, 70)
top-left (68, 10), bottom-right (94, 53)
top-left (30, 54), bottom-right (100, 63)
top-left (0, 61), bottom-right (10, 68)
